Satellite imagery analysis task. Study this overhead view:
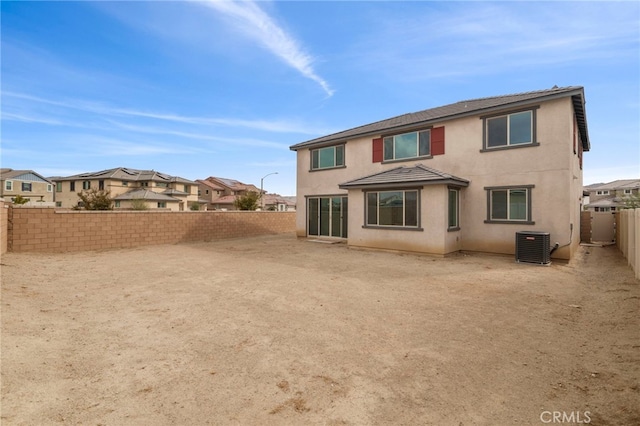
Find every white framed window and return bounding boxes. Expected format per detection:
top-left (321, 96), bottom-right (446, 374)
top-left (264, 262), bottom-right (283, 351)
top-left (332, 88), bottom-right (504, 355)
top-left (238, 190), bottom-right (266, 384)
top-left (157, 202), bottom-right (166, 208)
top-left (485, 185), bottom-right (534, 224)
top-left (366, 189), bottom-right (420, 229)
top-left (383, 130), bottom-right (430, 161)
top-left (623, 189), bottom-right (632, 195)
top-left (311, 145), bottom-right (345, 170)
top-left (5, 180), bottom-right (13, 191)
top-left (47, 184), bottom-right (53, 192)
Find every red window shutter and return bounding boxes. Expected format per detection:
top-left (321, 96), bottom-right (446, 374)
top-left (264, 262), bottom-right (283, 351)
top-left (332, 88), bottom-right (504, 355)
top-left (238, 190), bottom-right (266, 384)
top-left (431, 126), bottom-right (445, 156)
top-left (372, 137), bottom-right (383, 163)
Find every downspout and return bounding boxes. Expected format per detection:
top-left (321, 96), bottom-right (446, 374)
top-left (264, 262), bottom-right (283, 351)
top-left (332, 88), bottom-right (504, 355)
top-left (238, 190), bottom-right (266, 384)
top-left (550, 223), bottom-right (573, 256)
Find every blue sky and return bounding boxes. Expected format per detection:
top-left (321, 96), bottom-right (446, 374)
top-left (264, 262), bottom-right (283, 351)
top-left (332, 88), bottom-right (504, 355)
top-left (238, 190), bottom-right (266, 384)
top-left (2, 1), bottom-right (639, 196)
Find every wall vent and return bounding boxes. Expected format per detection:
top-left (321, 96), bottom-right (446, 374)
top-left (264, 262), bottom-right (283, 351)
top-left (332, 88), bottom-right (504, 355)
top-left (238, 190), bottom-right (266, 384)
top-left (516, 231), bottom-right (551, 265)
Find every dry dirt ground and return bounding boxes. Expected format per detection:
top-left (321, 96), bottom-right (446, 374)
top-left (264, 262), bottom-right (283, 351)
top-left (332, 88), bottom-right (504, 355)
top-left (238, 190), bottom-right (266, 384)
top-left (1, 234), bottom-right (638, 425)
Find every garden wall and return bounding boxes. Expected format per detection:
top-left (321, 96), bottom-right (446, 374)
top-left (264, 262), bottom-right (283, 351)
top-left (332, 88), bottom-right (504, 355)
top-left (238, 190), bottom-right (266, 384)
top-left (617, 209), bottom-right (640, 280)
top-left (1, 200), bottom-right (8, 254)
top-left (5, 206), bottom-right (296, 253)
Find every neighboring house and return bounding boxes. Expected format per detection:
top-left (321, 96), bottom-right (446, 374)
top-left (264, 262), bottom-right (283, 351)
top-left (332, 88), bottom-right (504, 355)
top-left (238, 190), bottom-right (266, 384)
top-left (290, 86), bottom-right (590, 260)
top-left (196, 177), bottom-right (261, 210)
top-left (262, 193), bottom-right (296, 211)
top-left (584, 179), bottom-right (640, 211)
top-left (51, 167), bottom-right (205, 211)
top-left (0, 168), bottom-right (54, 205)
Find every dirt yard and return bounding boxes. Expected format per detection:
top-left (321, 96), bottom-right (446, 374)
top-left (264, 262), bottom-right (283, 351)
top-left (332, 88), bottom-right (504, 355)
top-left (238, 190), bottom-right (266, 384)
top-left (1, 234), bottom-right (638, 425)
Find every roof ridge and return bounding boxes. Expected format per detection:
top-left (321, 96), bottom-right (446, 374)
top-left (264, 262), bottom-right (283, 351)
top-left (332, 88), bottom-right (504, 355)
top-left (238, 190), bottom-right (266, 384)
top-left (456, 86), bottom-right (581, 104)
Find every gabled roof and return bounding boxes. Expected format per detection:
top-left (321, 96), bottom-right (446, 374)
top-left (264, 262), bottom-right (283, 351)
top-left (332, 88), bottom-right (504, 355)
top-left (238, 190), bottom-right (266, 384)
top-left (52, 167), bottom-right (196, 184)
top-left (196, 179), bottom-right (225, 191)
top-left (339, 164), bottom-right (469, 189)
top-left (290, 86), bottom-right (590, 152)
top-left (112, 189), bottom-right (179, 202)
top-left (205, 177), bottom-right (260, 192)
top-left (0, 168), bottom-right (52, 184)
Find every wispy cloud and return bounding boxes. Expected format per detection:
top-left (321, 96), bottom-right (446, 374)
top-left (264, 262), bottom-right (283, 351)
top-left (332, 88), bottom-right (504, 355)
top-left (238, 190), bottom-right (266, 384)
top-left (352, 2), bottom-right (640, 81)
top-left (200, 0), bottom-right (334, 97)
top-left (2, 91), bottom-right (334, 136)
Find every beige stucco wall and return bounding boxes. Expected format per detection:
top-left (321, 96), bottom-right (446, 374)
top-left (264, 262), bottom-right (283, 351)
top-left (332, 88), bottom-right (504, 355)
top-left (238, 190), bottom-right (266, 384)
top-left (295, 97), bottom-right (584, 260)
top-left (2, 180), bottom-right (54, 203)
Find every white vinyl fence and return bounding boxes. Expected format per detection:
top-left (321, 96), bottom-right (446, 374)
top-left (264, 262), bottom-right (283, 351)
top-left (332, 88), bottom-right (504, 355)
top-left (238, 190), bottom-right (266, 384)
top-left (617, 208), bottom-right (640, 280)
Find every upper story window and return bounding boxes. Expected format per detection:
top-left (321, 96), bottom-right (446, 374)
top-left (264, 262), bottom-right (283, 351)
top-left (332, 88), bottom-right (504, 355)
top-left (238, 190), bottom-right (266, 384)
top-left (56, 182), bottom-right (62, 192)
top-left (596, 190), bottom-right (610, 195)
top-left (70, 181), bottom-right (75, 191)
top-left (383, 130), bottom-right (430, 161)
top-left (156, 182), bottom-right (169, 188)
top-left (184, 185), bottom-right (191, 193)
top-left (22, 182), bottom-right (32, 192)
top-left (47, 184), bottom-right (53, 192)
top-left (5, 180), bottom-right (12, 191)
top-left (311, 145), bottom-right (344, 170)
top-left (482, 108), bottom-right (539, 151)
top-left (82, 180), bottom-right (91, 190)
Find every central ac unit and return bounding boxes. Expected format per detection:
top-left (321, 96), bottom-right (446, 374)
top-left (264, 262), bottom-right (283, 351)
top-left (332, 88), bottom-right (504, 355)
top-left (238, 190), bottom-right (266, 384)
top-left (516, 231), bottom-right (551, 265)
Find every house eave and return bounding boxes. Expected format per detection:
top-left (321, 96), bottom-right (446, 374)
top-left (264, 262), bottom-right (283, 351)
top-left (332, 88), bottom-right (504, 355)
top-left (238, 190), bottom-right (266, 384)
top-left (290, 87), bottom-right (588, 151)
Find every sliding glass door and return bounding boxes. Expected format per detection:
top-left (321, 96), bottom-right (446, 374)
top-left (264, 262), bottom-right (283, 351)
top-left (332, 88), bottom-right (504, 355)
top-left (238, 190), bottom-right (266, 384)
top-left (307, 196), bottom-right (348, 238)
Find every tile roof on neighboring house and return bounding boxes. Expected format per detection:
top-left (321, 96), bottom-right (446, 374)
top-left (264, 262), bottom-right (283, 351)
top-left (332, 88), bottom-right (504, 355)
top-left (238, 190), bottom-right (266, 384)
top-left (205, 177), bottom-right (260, 192)
top-left (53, 167), bottom-right (196, 184)
top-left (113, 189), bottom-right (179, 202)
top-left (588, 179), bottom-right (640, 191)
top-left (162, 188), bottom-right (189, 196)
top-left (339, 164), bottom-right (469, 189)
top-left (291, 86), bottom-right (590, 152)
top-left (212, 195), bottom-right (238, 204)
top-left (196, 179), bottom-right (225, 191)
top-left (0, 168), bottom-right (52, 184)
top-left (586, 198), bottom-right (620, 208)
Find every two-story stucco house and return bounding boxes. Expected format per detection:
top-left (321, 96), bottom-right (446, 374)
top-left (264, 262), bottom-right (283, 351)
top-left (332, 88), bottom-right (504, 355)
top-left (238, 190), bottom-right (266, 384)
top-left (52, 167), bottom-right (204, 211)
top-left (196, 177), bottom-right (261, 210)
top-left (290, 86), bottom-right (590, 261)
top-left (0, 168), bottom-right (55, 205)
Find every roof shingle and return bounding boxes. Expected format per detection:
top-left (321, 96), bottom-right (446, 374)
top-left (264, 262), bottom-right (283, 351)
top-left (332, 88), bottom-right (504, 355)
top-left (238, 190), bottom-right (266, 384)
top-left (339, 164), bottom-right (469, 189)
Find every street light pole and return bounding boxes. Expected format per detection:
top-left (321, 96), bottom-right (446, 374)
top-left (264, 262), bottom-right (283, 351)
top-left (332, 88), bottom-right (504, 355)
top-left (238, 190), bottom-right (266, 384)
top-left (260, 172), bottom-right (278, 210)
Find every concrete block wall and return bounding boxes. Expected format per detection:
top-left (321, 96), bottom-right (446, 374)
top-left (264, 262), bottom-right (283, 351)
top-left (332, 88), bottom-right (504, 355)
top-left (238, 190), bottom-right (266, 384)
top-left (6, 207), bottom-right (296, 253)
top-left (1, 200), bottom-right (8, 254)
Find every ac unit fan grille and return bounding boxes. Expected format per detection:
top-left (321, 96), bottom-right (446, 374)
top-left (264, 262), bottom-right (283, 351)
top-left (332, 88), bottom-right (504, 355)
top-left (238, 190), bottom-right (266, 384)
top-left (516, 231), bottom-right (551, 265)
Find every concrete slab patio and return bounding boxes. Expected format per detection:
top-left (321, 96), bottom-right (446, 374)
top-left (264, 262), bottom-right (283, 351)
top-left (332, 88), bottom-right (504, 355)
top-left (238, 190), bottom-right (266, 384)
top-left (1, 234), bottom-right (638, 425)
